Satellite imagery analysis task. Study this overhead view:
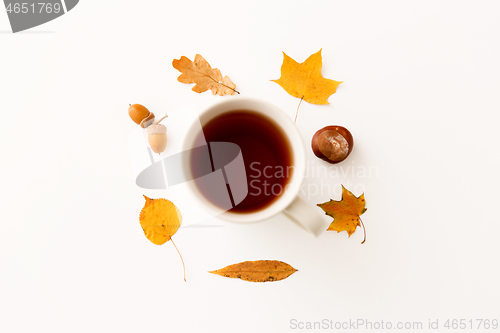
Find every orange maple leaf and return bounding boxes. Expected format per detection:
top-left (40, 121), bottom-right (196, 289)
top-left (272, 49), bottom-right (342, 122)
top-left (317, 185), bottom-right (367, 244)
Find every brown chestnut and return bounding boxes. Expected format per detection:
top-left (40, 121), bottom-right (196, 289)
top-left (311, 126), bottom-right (353, 164)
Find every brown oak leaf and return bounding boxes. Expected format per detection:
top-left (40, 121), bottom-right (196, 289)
top-left (172, 54), bottom-right (239, 96)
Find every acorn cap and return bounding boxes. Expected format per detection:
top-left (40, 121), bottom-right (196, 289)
top-left (146, 124), bottom-right (167, 135)
top-left (140, 112), bottom-right (155, 128)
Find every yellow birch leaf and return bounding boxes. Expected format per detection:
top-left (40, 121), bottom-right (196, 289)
top-left (139, 195), bottom-right (181, 245)
top-left (172, 54), bottom-right (238, 96)
top-left (139, 196), bottom-right (186, 281)
top-left (209, 260), bottom-right (297, 283)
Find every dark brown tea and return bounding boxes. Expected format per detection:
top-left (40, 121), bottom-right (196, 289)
top-left (190, 110), bottom-right (293, 213)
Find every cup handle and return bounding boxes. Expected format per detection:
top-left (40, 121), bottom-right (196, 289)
top-left (282, 196), bottom-right (328, 237)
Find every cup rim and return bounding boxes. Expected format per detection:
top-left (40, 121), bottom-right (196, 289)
top-left (182, 97), bottom-right (306, 223)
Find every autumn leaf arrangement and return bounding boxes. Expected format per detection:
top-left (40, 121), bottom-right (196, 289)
top-left (135, 50), bottom-right (368, 283)
top-left (139, 195), bottom-right (299, 283)
top-left (172, 50), bottom-right (341, 122)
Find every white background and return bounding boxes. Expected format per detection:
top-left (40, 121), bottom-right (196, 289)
top-left (1, 1), bottom-right (499, 332)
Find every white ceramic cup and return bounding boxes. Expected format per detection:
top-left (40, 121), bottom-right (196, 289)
top-left (182, 97), bottom-right (327, 236)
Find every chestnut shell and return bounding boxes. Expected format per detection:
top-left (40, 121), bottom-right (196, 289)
top-left (311, 125), bottom-right (354, 164)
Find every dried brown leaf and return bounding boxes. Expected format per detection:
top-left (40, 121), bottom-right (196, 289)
top-left (172, 54), bottom-right (238, 96)
top-left (209, 260), bottom-right (297, 282)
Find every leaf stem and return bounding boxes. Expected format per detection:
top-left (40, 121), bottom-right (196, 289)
top-left (220, 81), bottom-right (239, 94)
top-left (295, 97), bottom-right (303, 123)
top-left (359, 217), bottom-right (366, 244)
top-left (212, 76), bottom-right (239, 94)
top-left (170, 237), bottom-right (186, 282)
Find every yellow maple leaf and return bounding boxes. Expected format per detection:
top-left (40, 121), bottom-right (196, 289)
top-left (139, 195), bottom-right (186, 281)
top-left (172, 54), bottom-right (239, 96)
top-left (272, 49), bottom-right (342, 122)
top-left (317, 185), bottom-right (367, 244)
top-left (272, 49), bottom-right (342, 104)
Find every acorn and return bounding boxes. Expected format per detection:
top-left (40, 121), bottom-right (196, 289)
top-left (146, 124), bottom-right (167, 154)
top-left (128, 103), bottom-right (168, 153)
top-left (128, 104), bottom-right (152, 125)
top-left (311, 125), bottom-right (353, 164)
